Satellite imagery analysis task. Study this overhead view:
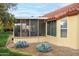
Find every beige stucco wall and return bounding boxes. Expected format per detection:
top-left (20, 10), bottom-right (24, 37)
top-left (77, 15), bottom-right (79, 49)
top-left (14, 14), bottom-right (79, 49)
top-left (46, 14), bottom-right (79, 49)
top-left (56, 15), bottom-right (78, 49)
top-left (14, 36), bottom-right (57, 44)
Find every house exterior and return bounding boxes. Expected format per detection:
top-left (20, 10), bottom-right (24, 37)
top-left (14, 3), bottom-right (79, 49)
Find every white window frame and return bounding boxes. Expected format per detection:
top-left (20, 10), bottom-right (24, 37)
top-left (60, 18), bottom-right (67, 38)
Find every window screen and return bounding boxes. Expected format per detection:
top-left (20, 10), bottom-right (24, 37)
top-left (47, 20), bottom-right (56, 36)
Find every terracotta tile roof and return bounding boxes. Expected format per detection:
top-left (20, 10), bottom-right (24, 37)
top-left (43, 3), bottom-right (79, 21)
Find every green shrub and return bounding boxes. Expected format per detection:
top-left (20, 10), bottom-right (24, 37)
top-left (36, 42), bottom-right (53, 53)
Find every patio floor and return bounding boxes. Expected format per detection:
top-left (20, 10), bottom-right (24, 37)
top-left (6, 36), bottom-right (79, 56)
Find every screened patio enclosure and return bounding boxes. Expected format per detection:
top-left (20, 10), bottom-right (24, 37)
top-left (14, 18), bottom-right (46, 37)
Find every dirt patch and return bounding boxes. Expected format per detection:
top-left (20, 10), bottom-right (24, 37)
top-left (6, 38), bottom-right (79, 56)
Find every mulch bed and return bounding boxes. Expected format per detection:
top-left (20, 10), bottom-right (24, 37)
top-left (6, 38), bottom-right (79, 56)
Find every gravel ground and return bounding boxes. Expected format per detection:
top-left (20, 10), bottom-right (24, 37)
top-left (6, 39), bottom-right (79, 56)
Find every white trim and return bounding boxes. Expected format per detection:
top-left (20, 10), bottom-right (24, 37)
top-left (20, 20), bottom-right (21, 37)
top-left (46, 22), bottom-right (47, 36)
top-left (16, 16), bottom-right (48, 20)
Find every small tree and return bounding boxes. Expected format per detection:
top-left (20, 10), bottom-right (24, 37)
top-left (0, 3), bottom-right (17, 31)
top-left (6, 14), bottom-right (15, 31)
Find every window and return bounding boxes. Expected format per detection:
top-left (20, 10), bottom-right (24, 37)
top-left (47, 20), bottom-right (56, 36)
top-left (60, 18), bottom-right (67, 37)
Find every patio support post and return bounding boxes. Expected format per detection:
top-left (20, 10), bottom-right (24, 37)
top-left (45, 22), bottom-right (47, 36)
top-left (37, 19), bottom-right (39, 41)
top-left (29, 19), bottom-right (31, 37)
top-left (20, 19), bottom-right (21, 37)
top-left (13, 23), bottom-right (15, 38)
